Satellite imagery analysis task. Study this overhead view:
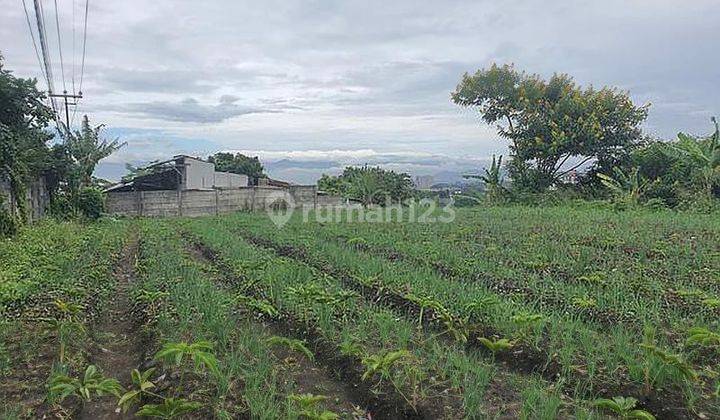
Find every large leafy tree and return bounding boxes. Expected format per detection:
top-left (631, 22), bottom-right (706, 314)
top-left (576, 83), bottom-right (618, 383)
top-left (66, 116), bottom-right (126, 188)
top-left (0, 54), bottom-right (54, 197)
top-left (208, 152), bottom-right (264, 178)
top-left (318, 165), bottom-right (414, 206)
top-left (452, 64), bottom-right (649, 191)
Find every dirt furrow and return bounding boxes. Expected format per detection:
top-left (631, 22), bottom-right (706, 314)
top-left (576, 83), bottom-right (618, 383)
top-left (79, 234), bottom-right (144, 419)
top-left (238, 230), bottom-right (694, 420)
top-left (183, 235), bottom-right (425, 420)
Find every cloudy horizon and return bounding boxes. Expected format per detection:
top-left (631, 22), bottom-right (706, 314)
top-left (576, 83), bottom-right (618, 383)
top-left (2, 0), bottom-right (719, 183)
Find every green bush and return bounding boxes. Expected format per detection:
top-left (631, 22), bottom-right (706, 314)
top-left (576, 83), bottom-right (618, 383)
top-left (48, 195), bottom-right (78, 220)
top-left (76, 187), bottom-right (105, 220)
top-left (0, 202), bottom-right (17, 237)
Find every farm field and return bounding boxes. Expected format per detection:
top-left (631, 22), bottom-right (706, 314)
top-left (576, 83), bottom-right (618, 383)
top-left (1, 206), bottom-right (719, 419)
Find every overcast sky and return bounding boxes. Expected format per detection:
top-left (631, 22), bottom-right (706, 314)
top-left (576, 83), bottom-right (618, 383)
top-left (2, 0), bottom-right (719, 182)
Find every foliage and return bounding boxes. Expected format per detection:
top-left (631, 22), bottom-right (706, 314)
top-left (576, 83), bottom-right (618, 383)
top-left (318, 165), bottom-right (414, 206)
top-left (452, 63), bottom-right (648, 192)
top-left (288, 393), bottom-right (339, 420)
top-left (266, 336), bottom-right (314, 360)
top-left (640, 343), bottom-right (697, 382)
top-left (155, 340), bottom-right (220, 377)
top-left (48, 365), bottom-right (122, 403)
top-left (66, 116), bottom-right (126, 188)
top-left (75, 187), bottom-right (105, 220)
top-left (668, 117), bottom-right (720, 199)
top-left (361, 350), bottom-right (410, 381)
top-left (117, 368), bottom-right (157, 413)
top-left (208, 152), bottom-right (264, 179)
top-left (597, 167), bottom-right (648, 206)
top-left (686, 327), bottom-right (720, 349)
top-left (593, 396), bottom-right (655, 419)
top-left (0, 54), bottom-right (54, 221)
top-left (464, 154), bottom-right (505, 202)
top-left (477, 337), bottom-right (514, 354)
top-left (135, 397), bottom-right (202, 419)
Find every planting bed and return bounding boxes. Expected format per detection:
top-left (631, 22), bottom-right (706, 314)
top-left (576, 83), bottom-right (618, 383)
top-left (2, 205), bottom-right (719, 419)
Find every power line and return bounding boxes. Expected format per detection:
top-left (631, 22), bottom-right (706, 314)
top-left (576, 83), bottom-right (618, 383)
top-left (20, 0), bottom-right (47, 83)
top-left (71, 0), bottom-right (89, 127)
top-left (32, 0), bottom-right (63, 134)
top-left (53, 0), bottom-right (67, 93)
top-left (71, 0), bottom-right (76, 95)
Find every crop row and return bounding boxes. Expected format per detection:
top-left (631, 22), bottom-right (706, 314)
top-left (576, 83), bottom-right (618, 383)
top-left (214, 211), bottom-right (719, 418)
top-left (180, 217), bottom-right (579, 419)
top-left (0, 220), bottom-right (130, 418)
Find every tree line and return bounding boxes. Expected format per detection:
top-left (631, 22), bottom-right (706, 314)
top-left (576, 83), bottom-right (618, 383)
top-left (0, 55), bottom-right (124, 236)
top-left (451, 64), bottom-right (719, 210)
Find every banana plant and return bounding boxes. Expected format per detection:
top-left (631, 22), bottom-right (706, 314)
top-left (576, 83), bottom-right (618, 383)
top-left (49, 365), bottom-right (122, 403)
top-left (135, 397), bottom-right (202, 419)
top-left (361, 350), bottom-right (410, 382)
top-left (593, 396), bottom-right (655, 419)
top-left (464, 154), bottom-right (505, 201)
top-left (266, 336), bottom-right (314, 361)
top-left (640, 343), bottom-right (697, 382)
top-left (154, 340), bottom-right (220, 378)
top-left (41, 317), bottom-right (86, 364)
top-left (288, 393), bottom-right (339, 420)
top-left (669, 117), bottom-right (720, 199)
top-left (597, 167), bottom-right (648, 205)
top-left (117, 368), bottom-right (160, 413)
top-left (477, 337), bottom-right (514, 355)
top-left (235, 294), bottom-right (279, 318)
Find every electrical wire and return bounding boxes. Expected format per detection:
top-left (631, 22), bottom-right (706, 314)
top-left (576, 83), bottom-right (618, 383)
top-left (53, 0), bottom-right (67, 94)
top-left (71, 0), bottom-right (89, 127)
top-left (20, 0), bottom-right (47, 83)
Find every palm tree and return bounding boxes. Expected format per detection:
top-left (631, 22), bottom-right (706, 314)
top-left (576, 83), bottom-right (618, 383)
top-left (66, 116), bottom-right (126, 188)
top-left (670, 117), bottom-right (720, 199)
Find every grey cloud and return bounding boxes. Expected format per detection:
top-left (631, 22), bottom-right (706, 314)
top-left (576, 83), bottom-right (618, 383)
top-left (110, 97), bottom-right (280, 123)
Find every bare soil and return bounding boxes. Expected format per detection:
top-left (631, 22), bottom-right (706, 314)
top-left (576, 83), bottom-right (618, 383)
top-left (78, 235), bottom-right (143, 419)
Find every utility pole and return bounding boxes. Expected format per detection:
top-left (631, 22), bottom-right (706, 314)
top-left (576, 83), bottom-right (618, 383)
top-left (49, 90), bottom-right (82, 132)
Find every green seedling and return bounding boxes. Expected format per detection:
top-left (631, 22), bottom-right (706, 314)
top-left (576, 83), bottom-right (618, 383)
top-left (266, 336), bottom-right (314, 361)
top-left (155, 340), bottom-right (220, 377)
top-left (289, 393), bottom-right (339, 420)
top-left (136, 397), bottom-right (202, 419)
top-left (477, 337), bottom-right (514, 354)
top-left (361, 350), bottom-right (410, 381)
top-left (117, 368), bottom-right (158, 413)
top-left (686, 327), bottom-right (720, 348)
top-left (594, 396), bottom-right (655, 419)
top-left (49, 365), bottom-right (122, 403)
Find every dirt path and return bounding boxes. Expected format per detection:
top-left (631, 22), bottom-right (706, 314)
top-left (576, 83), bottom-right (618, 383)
top-left (79, 234), bottom-right (143, 419)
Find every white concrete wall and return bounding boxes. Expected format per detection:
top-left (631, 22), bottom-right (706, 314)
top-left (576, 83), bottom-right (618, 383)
top-left (213, 171), bottom-right (249, 188)
top-left (106, 186), bottom-right (342, 217)
top-left (181, 157), bottom-right (216, 190)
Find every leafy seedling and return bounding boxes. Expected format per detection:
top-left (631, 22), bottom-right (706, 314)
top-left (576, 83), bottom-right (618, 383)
top-left (266, 336), bottom-right (314, 361)
top-left (361, 350), bottom-right (410, 381)
top-left (686, 327), bottom-right (720, 348)
top-left (49, 365), bottom-right (122, 403)
top-left (136, 397), bottom-right (202, 419)
top-left (289, 393), bottom-right (339, 420)
top-left (117, 367), bottom-right (158, 413)
top-left (477, 337), bottom-right (514, 354)
top-left (155, 340), bottom-right (220, 378)
top-left (594, 396), bottom-right (655, 419)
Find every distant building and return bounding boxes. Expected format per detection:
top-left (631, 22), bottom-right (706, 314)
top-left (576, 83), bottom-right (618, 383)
top-left (105, 155), bottom-right (249, 192)
top-left (414, 175), bottom-right (435, 190)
